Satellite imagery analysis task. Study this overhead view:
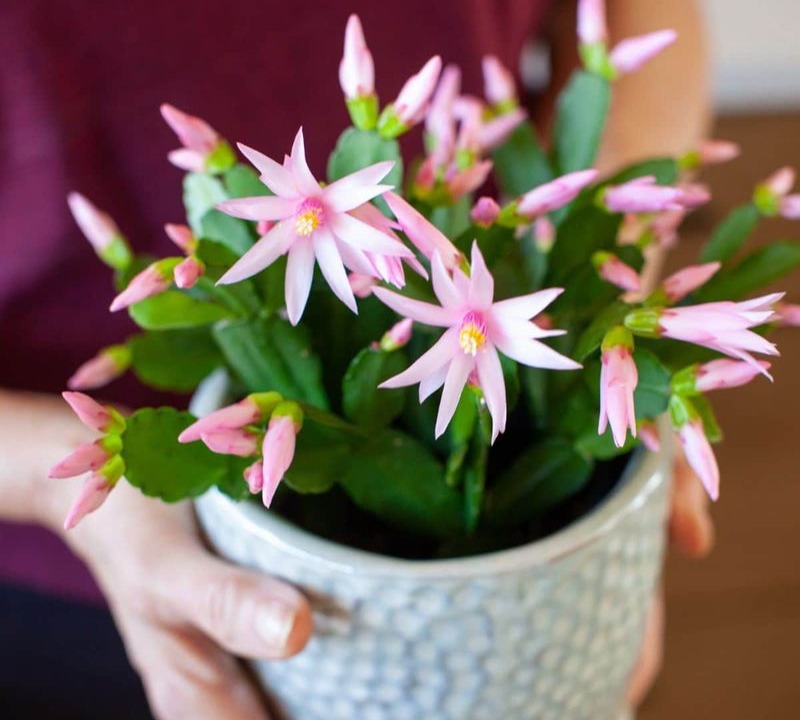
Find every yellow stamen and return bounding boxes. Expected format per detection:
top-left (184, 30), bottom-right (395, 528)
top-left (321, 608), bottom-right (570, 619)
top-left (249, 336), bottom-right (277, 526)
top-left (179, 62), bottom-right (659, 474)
top-left (294, 207), bottom-right (322, 237)
top-left (459, 321), bottom-right (487, 356)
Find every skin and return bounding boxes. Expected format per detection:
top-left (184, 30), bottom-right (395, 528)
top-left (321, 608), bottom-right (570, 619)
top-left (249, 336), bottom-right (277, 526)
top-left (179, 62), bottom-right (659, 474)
top-left (0, 2), bottom-right (712, 717)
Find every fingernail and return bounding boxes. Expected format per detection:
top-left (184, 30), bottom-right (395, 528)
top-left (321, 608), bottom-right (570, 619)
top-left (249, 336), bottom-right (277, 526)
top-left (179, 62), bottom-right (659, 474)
top-left (255, 601), bottom-right (296, 652)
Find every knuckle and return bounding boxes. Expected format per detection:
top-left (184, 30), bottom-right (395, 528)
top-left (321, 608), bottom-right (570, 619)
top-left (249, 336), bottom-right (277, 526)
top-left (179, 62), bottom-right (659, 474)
top-left (202, 573), bottom-right (248, 645)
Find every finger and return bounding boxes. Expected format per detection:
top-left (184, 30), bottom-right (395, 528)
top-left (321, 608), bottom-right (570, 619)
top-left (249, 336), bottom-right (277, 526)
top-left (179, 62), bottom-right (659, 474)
top-left (669, 451), bottom-right (715, 557)
top-left (626, 591), bottom-right (665, 708)
top-left (123, 618), bottom-right (271, 720)
top-left (160, 550), bottom-right (313, 660)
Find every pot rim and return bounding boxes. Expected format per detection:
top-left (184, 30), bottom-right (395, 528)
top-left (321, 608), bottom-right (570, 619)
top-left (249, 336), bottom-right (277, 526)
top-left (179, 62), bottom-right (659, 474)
top-left (193, 370), bottom-right (671, 580)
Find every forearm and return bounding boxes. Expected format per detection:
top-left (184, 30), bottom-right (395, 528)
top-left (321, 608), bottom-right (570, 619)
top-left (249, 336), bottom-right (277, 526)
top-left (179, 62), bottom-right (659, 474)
top-left (0, 388), bottom-right (91, 530)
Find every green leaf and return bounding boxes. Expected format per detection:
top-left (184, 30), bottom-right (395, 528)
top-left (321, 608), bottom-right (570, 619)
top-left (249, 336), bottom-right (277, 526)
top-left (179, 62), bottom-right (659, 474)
top-left (114, 254), bottom-right (157, 292)
top-left (129, 292), bottom-right (235, 330)
top-left (696, 241), bottom-right (800, 301)
top-left (701, 203), bottom-right (760, 264)
top-left (284, 417), bottom-right (358, 495)
top-left (194, 239), bottom-right (261, 313)
top-left (573, 301), bottom-right (630, 361)
top-left (121, 408), bottom-right (230, 501)
top-left (183, 173), bottom-right (227, 236)
top-left (485, 439), bottom-right (594, 528)
top-left (339, 429), bottom-right (464, 540)
top-left (327, 128), bottom-right (403, 192)
top-left (603, 158), bottom-right (679, 187)
top-left (691, 394), bottom-right (723, 443)
top-left (212, 316), bottom-right (329, 408)
top-left (633, 348), bottom-right (671, 418)
top-left (224, 164), bottom-right (270, 198)
top-left (129, 329), bottom-right (224, 392)
top-left (491, 121), bottom-right (553, 197)
top-left (575, 425), bottom-right (637, 460)
top-left (199, 209), bottom-right (254, 256)
top-left (552, 71), bottom-right (611, 175)
top-left (342, 348), bottom-right (407, 428)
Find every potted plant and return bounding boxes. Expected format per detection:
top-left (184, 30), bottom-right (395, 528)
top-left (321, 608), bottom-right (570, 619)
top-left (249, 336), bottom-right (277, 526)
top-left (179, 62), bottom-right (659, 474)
top-left (51, 5), bottom-right (800, 719)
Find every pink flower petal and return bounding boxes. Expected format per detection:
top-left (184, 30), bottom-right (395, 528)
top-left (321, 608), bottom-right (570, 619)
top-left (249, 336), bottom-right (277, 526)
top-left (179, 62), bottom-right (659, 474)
top-left (330, 212), bottom-right (414, 257)
top-left (476, 345), bottom-right (507, 442)
top-left (62, 392), bottom-right (112, 432)
top-left (435, 352), bottom-right (473, 438)
top-left (494, 333), bottom-right (581, 371)
top-left (284, 238), bottom-right (316, 325)
top-left (380, 329), bottom-right (459, 389)
top-left (313, 230), bottom-right (358, 314)
top-left (323, 161), bottom-right (395, 212)
top-left (217, 195), bottom-right (297, 222)
top-left (372, 287), bottom-right (457, 328)
top-left (63, 474), bottom-right (113, 531)
top-left (468, 243), bottom-right (495, 309)
top-left (179, 398), bottom-right (262, 443)
top-left (289, 128), bottom-right (322, 196)
top-left (610, 29), bottom-right (677, 75)
top-left (431, 251), bottom-right (466, 309)
top-left (419, 364), bottom-right (449, 402)
top-left (236, 143), bottom-right (298, 197)
top-left (218, 220), bottom-right (295, 285)
top-left (679, 420), bottom-right (720, 501)
top-left (167, 148), bottom-right (206, 172)
top-left (492, 288), bottom-right (563, 320)
top-left (49, 441), bottom-right (111, 479)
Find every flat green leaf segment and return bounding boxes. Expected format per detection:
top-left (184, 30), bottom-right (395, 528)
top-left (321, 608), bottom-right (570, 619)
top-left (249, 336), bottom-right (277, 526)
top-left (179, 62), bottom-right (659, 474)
top-left (701, 204), bottom-right (760, 264)
top-left (122, 408), bottom-right (235, 501)
top-left (328, 128), bottom-right (403, 189)
top-left (130, 292), bottom-right (235, 330)
top-left (342, 348), bottom-right (407, 428)
top-left (492, 122), bottom-right (553, 197)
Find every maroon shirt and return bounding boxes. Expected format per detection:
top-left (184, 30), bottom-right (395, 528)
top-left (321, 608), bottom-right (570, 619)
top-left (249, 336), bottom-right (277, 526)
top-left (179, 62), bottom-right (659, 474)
top-left (0, 0), bottom-right (555, 601)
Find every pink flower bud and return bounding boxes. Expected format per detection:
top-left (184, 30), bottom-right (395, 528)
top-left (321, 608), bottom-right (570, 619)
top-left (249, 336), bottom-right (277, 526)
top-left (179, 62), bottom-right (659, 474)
top-left (244, 460), bottom-right (264, 494)
top-left (179, 396), bottom-right (266, 443)
top-left (261, 415), bottom-right (299, 508)
top-left (201, 428), bottom-right (261, 457)
top-left (349, 272), bottom-right (376, 298)
top-left (109, 261), bottom-right (175, 312)
top-left (49, 440), bottom-right (112, 479)
top-left (534, 216), bottom-right (556, 252)
top-left (598, 336), bottom-right (638, 448)
top-left (471, 197), bottom-right (501, 227)
top-left (595, 253), bottom-right (641, 292)
top-left (780, 195), bottom-right (800, 219)
top-left (678, 183), bottom-right (711, 209)
top-left (609, 30), bottom-right (677, 76)
top-left (380, 318), bottom-right (413, 351)
top-left (62, 392), bottom-right (114, 433)
top-left (445, 160), bottom-right (493, 201)
top-left (695, 359), bottom-right (771, 393)
top-left (763, 166), bottom-right (795, 197)
top-left (167, 149), bottom-right (206, 173)
top-left (775, 301), bottom-right (800, 327)
top-left (164, 223), bottom-right (196, 253)
top-left (63, 473), bottom-right (114, 531)
top-left (173, 256), bottom-right (205, 289)
top-left (517, 169), bottom-right (599, 218)
top-left (256, 220), bottom-right (274, 236)
top-left (425, 65), bottom-right (460, 167)
top-left (482, 55), bottom-right (517, 106)
top-left (67, 193), bottom-right (121, 253)
top-left (339, 14), bottom-right (375, 99)
top-left (68, 345), bottom-right (131, 391)
top-left (160, 103), bottom-right (219, 154)
top-left (650, 209), bottom-right (686, 248)
top-left (638, 421), bottom-right (661, 453)
top-left (604, 176), bottom-right (685, 213)
top-left (478, 107), bottom-right (527, 152)
top-left (661, 262), bottom-right (721, 303)
top-left (678, 419), bottom-right (720, 501)
top-left (698, 140), bottom-right (740, 166)
top-left (577, 0), bottom-right (608, 46)
top-left (393, 56), bottom-right (442, 125)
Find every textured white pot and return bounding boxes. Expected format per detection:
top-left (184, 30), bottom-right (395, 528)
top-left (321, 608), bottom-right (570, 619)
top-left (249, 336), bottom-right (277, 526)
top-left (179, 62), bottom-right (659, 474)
top-left (192, 372), bottom-right (671, 720)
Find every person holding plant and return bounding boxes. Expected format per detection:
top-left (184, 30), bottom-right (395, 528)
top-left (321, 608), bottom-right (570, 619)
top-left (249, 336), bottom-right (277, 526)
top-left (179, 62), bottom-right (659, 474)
top-left (0, 1), bottom-right (729, 718)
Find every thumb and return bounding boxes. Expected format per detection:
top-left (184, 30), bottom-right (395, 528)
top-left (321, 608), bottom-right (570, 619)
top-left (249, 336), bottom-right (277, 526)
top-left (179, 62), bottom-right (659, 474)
top-left (169, 551), bottom-right (313, 660)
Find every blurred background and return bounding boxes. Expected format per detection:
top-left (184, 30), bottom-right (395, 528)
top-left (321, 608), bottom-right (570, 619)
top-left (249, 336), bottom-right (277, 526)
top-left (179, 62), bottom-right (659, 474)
top-left (641, 0), bottom-right (800, 716)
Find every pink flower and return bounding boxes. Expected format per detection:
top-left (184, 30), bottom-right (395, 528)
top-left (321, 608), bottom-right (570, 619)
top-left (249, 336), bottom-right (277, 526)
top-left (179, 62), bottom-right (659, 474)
top-left (48, 440), bottom-right (114, 479)
top-left (160, 103), bottom-right (222, 173)
top-left (775, 301), bottom-right (800, 327)
top-left (244, 460), bottom-right (265, 493)
top-left (179, 393), bottom-right (278, 443)
top-left (638, 420), bottom-right (661, 453)
top-left (482, 55), bottom-right (517, 107)
top-left (476, 108), bottom-right (527, 152)
top-left (471, 197), bottom-right (501, 227)
top-left (109, 259), bottom-right (176, 312)
top-left (391, 56), bottom-right (442, 126)
top-left (697, 140), bottom-right (740, 166)
top-left (516, 169), bottom-right (599, 218)
top-left (661, 262), bottom-right (721, 303)
top-left (598, 328), bottom-right (638, 448)
top-left (349, 273), bottom-right (376, 298)
top-left (68, 344), bottom-right (131, 391)
top-left (593, 252), bottom-right (641, 292)
top-left (383, 191), bottom-right (462, 270)
top-left (173, 256), bottom-right (205, 289)
top-left (216, 129), bottom-right (413, 324)
top-left (695, 359), bottom-right (771, 392)
top-left (261, 415), bottom-right (300, 507)
top-left (425, 64), bottom-right (460, 169)
top-left (63, 473), bottom-right (116, 531)
top-left (164, 223), bottom-right (197, 254)
top-left (534, 216), bottom-right (556, 252)
top-left (62, 392), bottom-right (123, 434)
top-left (678, 419), bottom-right (720, 501)
top-left (604, 176), bottom-right (687, 213)
top-left (609, 30), bottom-right (677, 75)
top-left (339, 14), bottom-right (375, 100)
top-left (379, 318), bottom-right (414, 351)
top-left (201, 429), bottom-right (261, 457)
top-left (757, 167), bottom-right (800, 218)
top-left (67, 193), bottom-right (131, 270)
top-left (375, 244), bottom-right (580, 441)
top-left (764, 167), bottom-right (795, 196)
top-left (678, 182), bottom-right (711, 209)
top-left (577, 0), bottom-right (608, 45)
top-left (628, 294), bottom-right (782, 375)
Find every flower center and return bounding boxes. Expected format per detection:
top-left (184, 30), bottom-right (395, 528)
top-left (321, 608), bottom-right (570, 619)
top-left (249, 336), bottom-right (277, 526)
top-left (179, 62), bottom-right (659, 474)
top-left (294, 199), bottom-right (325, 237)
top-left (459, 312), bottom-right (488, 356)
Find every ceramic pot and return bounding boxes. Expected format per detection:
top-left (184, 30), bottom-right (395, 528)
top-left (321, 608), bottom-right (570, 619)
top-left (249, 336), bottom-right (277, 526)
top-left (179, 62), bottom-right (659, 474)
top-left (193, 372), bottom-right (671, 720)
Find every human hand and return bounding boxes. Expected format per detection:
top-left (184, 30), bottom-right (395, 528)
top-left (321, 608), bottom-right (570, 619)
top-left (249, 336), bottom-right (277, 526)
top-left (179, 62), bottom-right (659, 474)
top-left (28, 398), bottom-right (313, 720)
top-left (626, 451), bottom-right (714, 706)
